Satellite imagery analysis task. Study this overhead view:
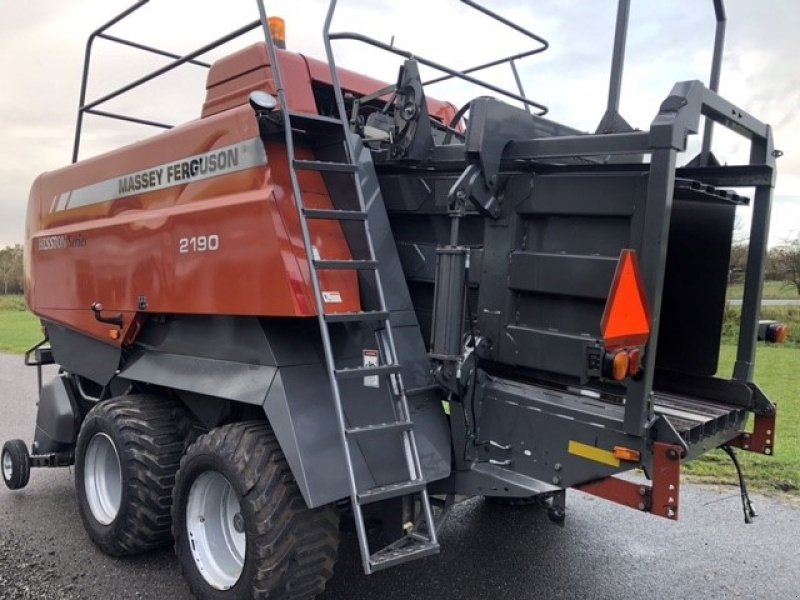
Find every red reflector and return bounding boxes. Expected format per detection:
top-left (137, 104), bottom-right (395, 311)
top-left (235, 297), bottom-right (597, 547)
top-left (601, 250), bottom-right (651, 349)
top-left (628, 347), bottom-right (642, 376)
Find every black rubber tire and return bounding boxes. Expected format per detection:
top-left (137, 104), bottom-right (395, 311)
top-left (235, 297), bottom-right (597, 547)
top-left (74, 394), bottom-right (186, 556)
top-left (172, 421), bottom-right (339, 600)
top-left (2, 439), bottom-right (31, 490)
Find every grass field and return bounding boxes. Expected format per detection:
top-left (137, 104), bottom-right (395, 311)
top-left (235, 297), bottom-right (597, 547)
top-left (684, 344), bottom-right (799, 494)
top-left (0, 295), bottom-right (40, 354)
top-left (0, 294), bottom-right (797, 494)
top-left (727, 279), bottom-right (799, 300)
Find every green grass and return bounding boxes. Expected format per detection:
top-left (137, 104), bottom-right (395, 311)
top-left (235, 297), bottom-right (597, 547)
top-left (727, 279), bottom-right (798, 300)
top-left (684, 344), bottom-right (800, 494)
top-left (0, 295), bottom-right (41, 354)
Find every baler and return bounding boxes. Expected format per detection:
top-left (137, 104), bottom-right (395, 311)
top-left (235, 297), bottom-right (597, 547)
top-left (2, 1), bottom-right (781, 598)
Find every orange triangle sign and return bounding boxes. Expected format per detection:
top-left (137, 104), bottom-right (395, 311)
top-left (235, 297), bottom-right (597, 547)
top-left (601, 249), bottom-right (651, 348)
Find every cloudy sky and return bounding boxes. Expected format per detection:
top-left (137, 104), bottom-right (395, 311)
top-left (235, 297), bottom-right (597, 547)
top-left (1, 0), bottom-right (798, 248)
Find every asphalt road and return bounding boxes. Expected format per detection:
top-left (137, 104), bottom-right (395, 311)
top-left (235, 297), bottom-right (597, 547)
top-left (1, 353), bottom-right (799, 600)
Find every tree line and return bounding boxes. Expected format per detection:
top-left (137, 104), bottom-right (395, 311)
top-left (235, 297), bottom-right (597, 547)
top-left (0, 245), bottom-right (23, 295)
top-left (730, 237), bottom-right (800, 294)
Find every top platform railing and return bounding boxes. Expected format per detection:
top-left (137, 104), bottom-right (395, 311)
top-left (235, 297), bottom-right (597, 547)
top-left (72, 1), bottom-right (730, 163)
top-left (71, 0), bottom-right (262, 163)
top-left (321, 0), bottom-right (550, 118)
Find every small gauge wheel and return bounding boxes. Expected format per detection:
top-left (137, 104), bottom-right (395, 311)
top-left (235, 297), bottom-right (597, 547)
top-left (2, 439), bottom-right (31, 490)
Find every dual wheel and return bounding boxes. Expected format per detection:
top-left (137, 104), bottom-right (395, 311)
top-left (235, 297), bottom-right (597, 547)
top-left (74, 396), bottom-right (339, 599)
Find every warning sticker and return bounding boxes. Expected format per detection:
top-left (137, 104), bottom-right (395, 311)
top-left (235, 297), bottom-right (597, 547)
top-left (362, 349), bottom-right (379, 388)
top-left (322, 291), bottom-right (342, 303)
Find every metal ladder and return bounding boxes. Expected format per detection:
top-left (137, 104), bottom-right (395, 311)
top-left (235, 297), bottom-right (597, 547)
top-left (256, 1), bottom-right (439, 575)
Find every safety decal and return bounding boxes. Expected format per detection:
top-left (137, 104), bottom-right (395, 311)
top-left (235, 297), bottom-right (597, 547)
top-left (567, 440), bottom-right (621, 468)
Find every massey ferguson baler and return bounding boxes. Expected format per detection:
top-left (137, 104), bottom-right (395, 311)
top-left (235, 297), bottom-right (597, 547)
top-left (2, 1), bottom-right (781, 598)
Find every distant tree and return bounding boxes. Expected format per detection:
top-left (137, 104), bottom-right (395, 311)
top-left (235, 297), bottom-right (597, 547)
top-left (0, 245), bottom-right (24, 295)
top-left (765, 247), bottom-right (785, 280)
top-left (729, 242), bottom-right (749, 279)
top-left (729, 214), bottom-right (748, 282)
top-left (773, 237), bottom-right (800, 295)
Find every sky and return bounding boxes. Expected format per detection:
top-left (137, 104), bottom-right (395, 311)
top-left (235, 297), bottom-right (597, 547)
top-left (0, 0), bottom-right (798, 248)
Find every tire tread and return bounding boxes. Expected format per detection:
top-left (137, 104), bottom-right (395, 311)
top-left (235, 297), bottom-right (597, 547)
top-left (174, 421), bottom-right (339, 600)
top-left (77, 395), bottom-right (185, 556)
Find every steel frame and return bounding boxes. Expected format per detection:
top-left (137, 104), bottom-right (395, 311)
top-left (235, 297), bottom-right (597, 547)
top-left (71, 0), bottom-right (261, 162)
top-left (577, 443), bottom-right (682, 520)
top-left (383, 80), bottom-right (775, 438)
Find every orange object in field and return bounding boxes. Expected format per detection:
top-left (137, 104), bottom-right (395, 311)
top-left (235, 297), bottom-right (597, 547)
top-left (24, 45), bottom-right (458, 346)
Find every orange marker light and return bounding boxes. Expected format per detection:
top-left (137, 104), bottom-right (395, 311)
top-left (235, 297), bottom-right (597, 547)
top-left (268, 17), bottom-right (286, 49)
top-left (603, 349), bottom-right (629, 381)
top-left (613, 446), bottom-right (641, 462)
top-left (601, 249), bottom-right (651, 349)
top-left (109, 329), bottom-right (120, 340)
top-left (612, 351), bottom-right (629, 381)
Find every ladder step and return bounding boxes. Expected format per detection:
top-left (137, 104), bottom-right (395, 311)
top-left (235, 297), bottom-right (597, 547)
top-left (288, 110), bottom-right (345, 129)
top-left (314, 259), bottom-right (378, 271)
top-left (334, 363), bottom-right (400, 379)
top-left (324, 310), bottom-right (389, 323)
top-left (293, 159), bottom-right (357, 173)
top-left (346, 420), bottom-right (413, 437)
top-left (358, 479), bottom-right (426, 505)
top-left (303, 208), bottom-right (368, 221)
top-left (369, 538), bottom-right (440, 572)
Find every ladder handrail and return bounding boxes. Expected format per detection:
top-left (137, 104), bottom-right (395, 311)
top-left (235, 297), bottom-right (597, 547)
top-left (261, 0), bottom-right (439, 575)
top-left (323, 0), bottom-right (439, 568)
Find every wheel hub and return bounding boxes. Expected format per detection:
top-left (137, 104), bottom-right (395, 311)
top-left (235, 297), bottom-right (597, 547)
top-left (186, 471), bottom-right (246, 590)
top-left (232, 512), bottom-right (245, 533)
top-left (84, 432), bottom-right (123, 525)
top-left (2, 450), bottom-right (12, 481)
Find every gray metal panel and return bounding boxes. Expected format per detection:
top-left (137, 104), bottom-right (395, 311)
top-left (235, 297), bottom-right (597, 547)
top-left (501, 326), bottom-right (596, 378)
top-left (264, 353), bottom-right (450, 508)
top-left (516, 172), bottom-right (644, 216)
top-left (508, 252), bottom-right (616, 299)
top-left (477, 376), bottom-right (640, 487)
top-left (263, 364), bottom-right (351, 507)
top-left (46, 322), bottom-right (120, 385)
top-left (355, 136), bottom-right (414, 313)
top-left (120, 351), bottom-right (277, 405)
top-left (135, 315), bottom-right (277, 364)
top-left (34, 375), bottom-right (78, 454)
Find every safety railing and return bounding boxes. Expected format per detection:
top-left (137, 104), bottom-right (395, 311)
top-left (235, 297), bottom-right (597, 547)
top-left (322, 0), bottom-right (550, 117)
top-left (71, 0), bottom-right (261, 162)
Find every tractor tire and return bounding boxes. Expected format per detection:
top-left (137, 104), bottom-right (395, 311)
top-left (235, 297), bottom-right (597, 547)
top-left (74, 394), bottom-right (186, 556)
top-left (2, 439), bottom-right (31, 490)
top-left (172, 421), bottom-right (339, 600)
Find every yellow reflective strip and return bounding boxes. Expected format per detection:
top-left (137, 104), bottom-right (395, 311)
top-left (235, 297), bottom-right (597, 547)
top-left (568, 440), bottom-right (621, 468)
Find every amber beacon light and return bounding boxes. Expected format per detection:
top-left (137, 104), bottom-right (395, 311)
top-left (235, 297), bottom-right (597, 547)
top-left (268, 17), bottom-right (286, 49)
